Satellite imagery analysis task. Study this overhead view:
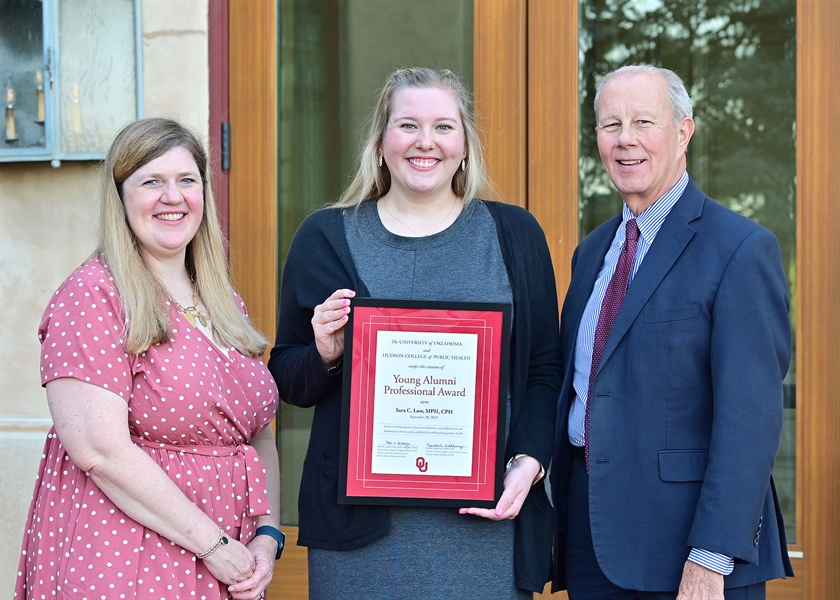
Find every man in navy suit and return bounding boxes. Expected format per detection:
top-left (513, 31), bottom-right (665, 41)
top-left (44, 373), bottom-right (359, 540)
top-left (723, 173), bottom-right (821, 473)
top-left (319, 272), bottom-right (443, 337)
top-left (551, 65), bottom-right (793, 599)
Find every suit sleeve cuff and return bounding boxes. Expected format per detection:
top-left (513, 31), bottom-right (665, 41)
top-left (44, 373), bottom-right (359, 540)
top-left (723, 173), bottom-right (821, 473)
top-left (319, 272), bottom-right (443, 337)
top-left (688, 548), bottom-right (735, 575)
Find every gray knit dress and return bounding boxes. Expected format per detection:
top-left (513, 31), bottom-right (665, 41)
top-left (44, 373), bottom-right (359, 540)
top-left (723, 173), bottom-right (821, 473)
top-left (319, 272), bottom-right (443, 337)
top-left (307, 199), bottom-right (529, 600)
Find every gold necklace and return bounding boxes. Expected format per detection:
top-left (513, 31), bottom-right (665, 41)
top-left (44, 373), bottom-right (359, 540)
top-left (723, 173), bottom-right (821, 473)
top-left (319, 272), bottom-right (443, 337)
top-left (171, 290), bottom-right (209, 327)
top-left (382, 198), bottom-right (459, 237)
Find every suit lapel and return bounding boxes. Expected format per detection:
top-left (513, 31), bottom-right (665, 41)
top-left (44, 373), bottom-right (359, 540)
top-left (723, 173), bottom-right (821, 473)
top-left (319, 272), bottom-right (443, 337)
top-left (597, 179), bottom-right (706, 372)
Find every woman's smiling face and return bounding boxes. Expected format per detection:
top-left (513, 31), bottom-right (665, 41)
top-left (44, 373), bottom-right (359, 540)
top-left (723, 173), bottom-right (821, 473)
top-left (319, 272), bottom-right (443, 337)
top-left (380, 86), bottom-right (466, 202)
top-left (121, 145), bottom-right (204, 265)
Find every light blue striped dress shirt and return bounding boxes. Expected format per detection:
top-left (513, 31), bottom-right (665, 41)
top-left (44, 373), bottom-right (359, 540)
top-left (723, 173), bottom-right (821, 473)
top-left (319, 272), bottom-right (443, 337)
top-left (567, 172), bottom-right (734, 576)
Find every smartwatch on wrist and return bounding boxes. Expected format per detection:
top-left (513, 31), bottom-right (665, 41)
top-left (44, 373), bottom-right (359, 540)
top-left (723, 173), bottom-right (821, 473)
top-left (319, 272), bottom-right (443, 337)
top-left (255, 525), bottom-right (285, 560)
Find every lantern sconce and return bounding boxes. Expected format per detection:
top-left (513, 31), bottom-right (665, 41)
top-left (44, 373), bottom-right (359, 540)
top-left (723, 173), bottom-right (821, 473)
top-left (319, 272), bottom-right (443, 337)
top-left (35, 70), bottom-right (45, 123)
top-left (5, 87), bottom-right (18, 142)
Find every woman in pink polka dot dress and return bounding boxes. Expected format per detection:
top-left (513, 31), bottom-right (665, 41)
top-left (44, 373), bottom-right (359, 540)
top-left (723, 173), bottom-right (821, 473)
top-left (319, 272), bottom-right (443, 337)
top-left (15, 119), bottom-right (283, 600)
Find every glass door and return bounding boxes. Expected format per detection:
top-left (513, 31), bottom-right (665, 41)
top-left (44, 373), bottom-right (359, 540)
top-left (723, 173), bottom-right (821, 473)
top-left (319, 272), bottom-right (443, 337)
top-left (276, 0), bottom-right (474, 526)
top-left (578, 0), bottom-right (798, 542)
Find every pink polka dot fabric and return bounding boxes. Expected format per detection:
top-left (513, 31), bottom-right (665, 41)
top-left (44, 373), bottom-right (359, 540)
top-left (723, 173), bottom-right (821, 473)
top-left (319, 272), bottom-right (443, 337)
top-left (15, 256), bottom-right (279, 600)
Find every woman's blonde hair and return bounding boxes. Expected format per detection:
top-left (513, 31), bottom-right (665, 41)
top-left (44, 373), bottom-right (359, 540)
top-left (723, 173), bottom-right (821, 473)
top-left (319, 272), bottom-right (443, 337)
top-left (332, 67), bottom-right (492, 208)
top-left (97, 117), bottom-right (268, 356)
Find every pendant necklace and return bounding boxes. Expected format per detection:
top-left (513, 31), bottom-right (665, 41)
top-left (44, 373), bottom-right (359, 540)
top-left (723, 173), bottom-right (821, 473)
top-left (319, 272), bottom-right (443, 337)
top-left (382, 198), bottom-right (459, 237)
top-left (171, 290), bottom-right (209, 327)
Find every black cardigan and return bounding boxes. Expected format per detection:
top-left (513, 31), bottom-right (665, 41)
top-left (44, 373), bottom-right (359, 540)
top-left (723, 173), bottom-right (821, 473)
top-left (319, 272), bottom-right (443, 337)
top-left (268, 200), bottom-right (562, 592)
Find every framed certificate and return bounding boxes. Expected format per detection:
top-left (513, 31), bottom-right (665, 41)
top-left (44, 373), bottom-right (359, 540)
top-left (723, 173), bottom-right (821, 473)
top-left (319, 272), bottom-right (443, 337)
top-left (338, 298), bottom-right (511, 507)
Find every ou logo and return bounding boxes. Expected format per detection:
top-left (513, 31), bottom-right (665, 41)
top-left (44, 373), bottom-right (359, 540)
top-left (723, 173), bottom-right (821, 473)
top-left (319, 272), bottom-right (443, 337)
top-left (415, 457), bottom-right (429, 472)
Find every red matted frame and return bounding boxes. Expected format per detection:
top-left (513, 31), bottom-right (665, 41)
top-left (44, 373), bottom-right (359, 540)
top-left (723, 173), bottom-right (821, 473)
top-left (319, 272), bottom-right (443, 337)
top-left (338, 298), bottom-right (511, 507)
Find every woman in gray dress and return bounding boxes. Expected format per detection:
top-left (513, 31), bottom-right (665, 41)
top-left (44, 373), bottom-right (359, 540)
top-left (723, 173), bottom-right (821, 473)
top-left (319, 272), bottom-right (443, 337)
top-left (269, 67), bottom-right (562, 599)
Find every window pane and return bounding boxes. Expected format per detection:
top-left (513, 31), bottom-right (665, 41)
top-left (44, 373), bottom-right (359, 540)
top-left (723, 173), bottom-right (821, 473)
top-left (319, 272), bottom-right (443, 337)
top-left (58, 0), bottom-right (137, 155)
top-left (277, 0), bottom-right (473, 526)
top-left (579, 0), bottom-right (797, 541)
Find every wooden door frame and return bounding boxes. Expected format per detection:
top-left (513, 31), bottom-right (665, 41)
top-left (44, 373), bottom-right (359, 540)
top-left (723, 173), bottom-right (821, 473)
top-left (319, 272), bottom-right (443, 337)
top-left (473, 1), bottom-right (578, 300)
top-left (227, 0), bottom-right (277, 342)
top-left (796, 2), bottom-right (840, 599)
top-left (223, 1), bottom-right (839, 597)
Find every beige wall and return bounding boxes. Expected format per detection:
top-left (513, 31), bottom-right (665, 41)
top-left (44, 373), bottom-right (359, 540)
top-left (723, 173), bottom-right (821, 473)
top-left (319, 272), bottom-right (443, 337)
top-left (0, 1), bottom-right (209, 594)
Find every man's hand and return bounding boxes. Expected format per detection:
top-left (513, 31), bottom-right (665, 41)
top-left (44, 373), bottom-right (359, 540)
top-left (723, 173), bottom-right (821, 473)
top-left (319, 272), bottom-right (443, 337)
top-left (677, 560), bottom-right (724, 600)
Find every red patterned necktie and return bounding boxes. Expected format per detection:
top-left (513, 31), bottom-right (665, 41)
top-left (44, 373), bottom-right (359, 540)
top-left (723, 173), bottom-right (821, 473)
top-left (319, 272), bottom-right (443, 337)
top-left (585, 219), bottom-right (640, 471)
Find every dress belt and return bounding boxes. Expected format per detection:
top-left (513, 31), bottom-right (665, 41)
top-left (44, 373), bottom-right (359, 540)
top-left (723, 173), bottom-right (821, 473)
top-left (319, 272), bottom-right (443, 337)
top-left (131, 435), bottom-right (266, 516)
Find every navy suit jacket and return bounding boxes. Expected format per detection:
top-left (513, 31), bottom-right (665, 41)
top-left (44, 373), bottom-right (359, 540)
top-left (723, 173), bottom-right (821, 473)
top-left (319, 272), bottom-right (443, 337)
top-left (551, 177), bottom-right (794, 592)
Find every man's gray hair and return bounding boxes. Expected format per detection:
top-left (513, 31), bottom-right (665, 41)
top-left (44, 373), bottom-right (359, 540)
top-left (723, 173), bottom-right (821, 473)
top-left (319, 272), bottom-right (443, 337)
top-left (594, 65), bottom-right (693, 126)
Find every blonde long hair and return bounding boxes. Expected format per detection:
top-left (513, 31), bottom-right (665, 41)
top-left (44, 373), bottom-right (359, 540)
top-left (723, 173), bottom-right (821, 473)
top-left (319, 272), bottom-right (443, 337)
top-left (332, 67), bottom-right (492, 208)
top-left (97, 118), bottom-right (268, 356)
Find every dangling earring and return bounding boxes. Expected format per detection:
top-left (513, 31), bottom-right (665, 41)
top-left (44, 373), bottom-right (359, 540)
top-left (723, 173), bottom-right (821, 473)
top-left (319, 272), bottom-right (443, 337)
top-left (379, 155), bottom-right (383, 167)
top-left (461, 159), bottom-right (466, 172)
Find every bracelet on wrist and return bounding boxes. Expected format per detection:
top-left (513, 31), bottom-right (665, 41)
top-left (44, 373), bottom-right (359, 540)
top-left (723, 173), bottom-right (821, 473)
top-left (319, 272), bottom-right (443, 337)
top-left (325, 357), bottom-right (343, 374)
top-left (505, 453), bottom-right (546, 486)
top-left (195, 527), bottom-right (229, 559)
top-left (255, 525), bottom-right (286, 560)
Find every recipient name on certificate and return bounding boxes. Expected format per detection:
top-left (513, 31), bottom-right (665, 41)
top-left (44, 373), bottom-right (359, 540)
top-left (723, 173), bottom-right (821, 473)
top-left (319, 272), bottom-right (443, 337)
top-left (371, 330), bottom-right (478, 477)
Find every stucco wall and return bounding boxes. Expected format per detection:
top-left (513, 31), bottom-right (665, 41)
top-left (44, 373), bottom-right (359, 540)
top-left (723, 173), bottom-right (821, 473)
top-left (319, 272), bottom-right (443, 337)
top-left (0, 1), bottom-right (209, 593)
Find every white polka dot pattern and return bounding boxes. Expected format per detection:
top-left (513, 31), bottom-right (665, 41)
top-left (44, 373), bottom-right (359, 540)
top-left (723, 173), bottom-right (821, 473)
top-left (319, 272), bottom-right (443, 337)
top-left (15, 256), bottom-right (280, 599)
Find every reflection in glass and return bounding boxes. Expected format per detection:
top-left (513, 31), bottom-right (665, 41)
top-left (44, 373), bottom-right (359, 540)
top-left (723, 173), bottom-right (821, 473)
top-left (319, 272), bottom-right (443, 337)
top-left (0, 0), bottom-right (45, 150)
top-left (277, 0), bottom-right (473, 526)
top-left (579, 0), bottom-right (796, 541)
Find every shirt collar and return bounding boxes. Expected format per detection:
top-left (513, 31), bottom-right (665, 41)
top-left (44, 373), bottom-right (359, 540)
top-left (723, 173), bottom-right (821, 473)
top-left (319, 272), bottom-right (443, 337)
top-left (621, 171), bottom-right (689, 245)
